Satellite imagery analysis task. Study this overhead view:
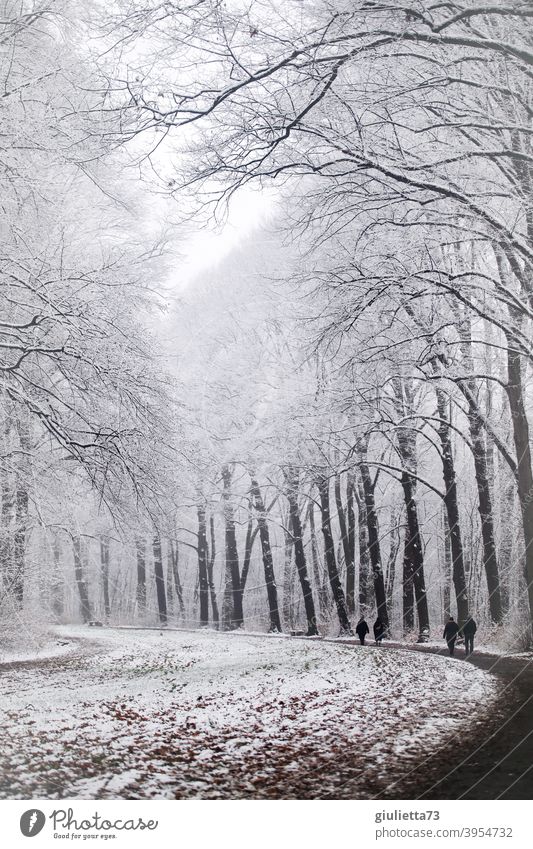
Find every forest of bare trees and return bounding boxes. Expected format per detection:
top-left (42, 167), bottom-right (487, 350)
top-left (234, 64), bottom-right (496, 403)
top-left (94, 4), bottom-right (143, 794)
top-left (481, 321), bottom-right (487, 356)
top-left (2, 0), bottom-right (533, 650)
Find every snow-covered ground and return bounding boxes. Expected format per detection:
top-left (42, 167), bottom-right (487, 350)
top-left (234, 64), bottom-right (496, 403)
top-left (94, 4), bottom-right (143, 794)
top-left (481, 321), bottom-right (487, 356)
top-left (0, 626), bottom-right (504, 799)
top-left (0, 635), bottom-right (77, 665)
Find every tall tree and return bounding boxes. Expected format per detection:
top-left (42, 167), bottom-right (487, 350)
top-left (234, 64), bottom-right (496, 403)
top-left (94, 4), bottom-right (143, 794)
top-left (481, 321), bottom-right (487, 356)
top-left (434, 381), bottom-right (469, 627)
top-left (153, 537), bottom-right (167, 626)
top-left (221, 465), bottom-right (243, 630)
top-left (356, 438), bottom-right (389, 631)
top-left (284, 467), bottom-right (318, 636)
top-left (250, 476), bottom-right (282, 633)
top-left (316, 473), bottom-right (352, 634)
top-left (196, 503), bottom-right (210, 627)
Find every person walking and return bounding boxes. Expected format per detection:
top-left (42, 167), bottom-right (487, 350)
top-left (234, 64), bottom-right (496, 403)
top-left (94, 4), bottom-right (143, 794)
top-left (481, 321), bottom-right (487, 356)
top-left (462, 615), bottom-right (477, 658)
top-left (356, 617), bottom-right (369, 645)
top-left (373, 617), bottom-right (385, 645)
top-left (443, 616), bottom-right (459, 656)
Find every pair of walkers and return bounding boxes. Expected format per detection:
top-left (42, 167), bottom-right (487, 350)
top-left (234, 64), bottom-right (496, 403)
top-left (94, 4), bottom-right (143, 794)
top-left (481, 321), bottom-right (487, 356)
top-left (356, 617), bottom-right (385, 646)
top-left (443, 615), bottom-right (477, 657)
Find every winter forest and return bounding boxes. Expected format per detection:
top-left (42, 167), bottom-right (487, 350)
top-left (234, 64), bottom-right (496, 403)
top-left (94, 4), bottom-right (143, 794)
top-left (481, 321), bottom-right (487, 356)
top-left (2, 0), bottom-right (533, 803)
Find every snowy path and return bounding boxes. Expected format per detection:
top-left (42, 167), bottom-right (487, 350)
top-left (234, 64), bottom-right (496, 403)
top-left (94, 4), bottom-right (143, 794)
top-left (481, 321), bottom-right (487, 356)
top-left (383, 643), bottom-right (533, 800)
top-left (0, 627), bottom-right (505, 800)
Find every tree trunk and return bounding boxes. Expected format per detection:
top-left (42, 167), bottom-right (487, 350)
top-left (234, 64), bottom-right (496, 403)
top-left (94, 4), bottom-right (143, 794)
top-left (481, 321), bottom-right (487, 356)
top-left (12, 412), bottom-right (30, 606)
top-left (169, 539), bottom-right (185, 617)
top-left (197, 504), bottom-right (209, 626)
top-left (136, 538), bottom-right (146, 615)
top-left (401, 472), bottom-right (430, 639)
top-left (316, 473), bottom-right (352, 633)
top-left (443, 508), bottom-right (452, 619)
top-left (357, 439), bottom-right (389, 630)
top-left (100, 536), bottom-right (111, 621)
top-left (391, 376), bottom-right (430, 638)
top-left (51, 535), bottom-right (64, 621)
top-left (385, 507), bottom-right (401, 619)
top-left (282, 515), bottom-right (296, 629)
top-left (335, 473), bottom-right (355, 618)
top-left (207, 517), bottom-right (219, 627)
top-left (402, 522), bottom-right (415, 633)
top-left (308, 498), bottom-right (328, 619)
top-left (152, 536), bottom-right (167, 625)
top-left (284, 467), bottom-right (318, 635)
top-left (240, 504), bottom-right (259, 594)
top-left (0, 403), bottom-right (14, 595)
top-left (221, 464), bottom-right (243, 629)
top-left (457, 318), bottom-right (503, 623)
top-left (506, 329), bottom-right (533, 636)
top-left (346, 473), bottom-right (356, 615)
top-left (498, 476), bottom-right (515, 617)
top-left (354, 470), bottom-right (372, 614)
top-left (12, 480), bottom-right (27, 606)
top-left (166, 547), bottom-right (174, 618)
top-left (72, 536), bottom-right (91, 623)
top-left (251, 476), bottom-right (282, 632)
top-left (435, 383), bottom-right (469, 627)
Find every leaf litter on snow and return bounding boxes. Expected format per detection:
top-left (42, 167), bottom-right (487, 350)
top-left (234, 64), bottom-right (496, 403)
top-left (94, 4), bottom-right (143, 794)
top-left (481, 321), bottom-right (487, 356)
top-left (0, 626), bottom-right (504, 799)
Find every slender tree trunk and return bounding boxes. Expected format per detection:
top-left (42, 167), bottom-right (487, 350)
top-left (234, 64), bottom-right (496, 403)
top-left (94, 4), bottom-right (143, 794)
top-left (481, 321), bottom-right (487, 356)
top-left (12, 412), bottom-right (30, 606)
top-left (402, 523), bottom-right (415, 633)
top-left (51, 535), bottom-right (64, 620)
top-left (153, 536), bottom-right (167, 625)
top-left (357, 439), bottom-right (389, 629)
top-left (308, 498), bottom-right (328, 618)
top-left (354, 470), bottom-right (372, 613)
top-left (166, 547), bottom-right (174, 618)
top-left (221, 464), bottom-right (243, 629)
top-left (443, 509), bottom-right (452, 619)
top-left (346, 473), bottom-right (356, 615)
top-left (207, 518), bottom-right (219, 628)
top-left (499, 476), bottom-right (515, 617)
top-left (505, 329), bottom-right (533, 635)
top-left (385, 507), bottom-right (401, 618)
top-left (100, 536), bottom-right (111, 621)
top-left (197, 504), bottom-right (209, 626)
top-left (0, 400), bottom-right (13, 593)
top-left (72, 536), bottom-right (91, 623)
top-left (457, 319), bottom-right (503, 623)
top-left (400, 472), bottom-right (430, 639)
top-left (240, 504), bottom-right (259, 594)
top-left (282, 515), bottom-right (296, 629)
top-left (435, 383), bottom-right (469, 627)
top-left (12, 480), bottom-right (27, 606)
top-left (136, 538), bottom-right (146, 615)
top-left (251, 476), bottom-right (282, 632)
top-left (284, 467), bottom-right (318, 635)
top-left (0, 470), bottom-right (13, 595)
top-left (169, 538), bottom-right (185, 617)
top-left (316, 473), bottom-right (352, 633)
top-left (335, 473), bottom-right (355, 618)
top-left (391, 376), bottom-right (430, 638)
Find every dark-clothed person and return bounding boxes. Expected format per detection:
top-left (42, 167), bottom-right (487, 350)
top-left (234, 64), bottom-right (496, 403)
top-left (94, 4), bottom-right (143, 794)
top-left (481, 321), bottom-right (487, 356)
top-left (462, 616), bottom-right (477, 657)
top-left (356, 617), bottom-right (369, 645)
top-left (373, 617), bottom-right (385, 645)
top-left (443, 616), bottom-right (459, 656)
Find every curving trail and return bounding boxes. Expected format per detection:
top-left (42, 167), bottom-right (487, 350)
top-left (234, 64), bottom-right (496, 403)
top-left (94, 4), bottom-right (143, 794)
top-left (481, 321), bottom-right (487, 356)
top-left (375, 642), bottom-right (533, 800)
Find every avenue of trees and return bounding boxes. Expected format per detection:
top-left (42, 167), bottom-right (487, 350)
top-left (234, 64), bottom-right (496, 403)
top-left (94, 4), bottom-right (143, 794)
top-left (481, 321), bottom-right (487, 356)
top-left (1, 1), bottom-right (533, 648)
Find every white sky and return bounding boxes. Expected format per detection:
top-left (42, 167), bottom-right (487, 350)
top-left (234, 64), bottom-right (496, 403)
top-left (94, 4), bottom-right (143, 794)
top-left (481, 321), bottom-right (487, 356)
top-left (167, 186), bottom-right (276, 291)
